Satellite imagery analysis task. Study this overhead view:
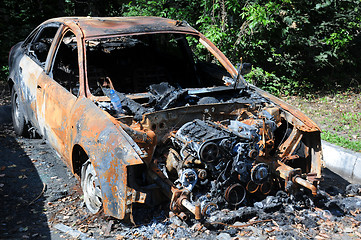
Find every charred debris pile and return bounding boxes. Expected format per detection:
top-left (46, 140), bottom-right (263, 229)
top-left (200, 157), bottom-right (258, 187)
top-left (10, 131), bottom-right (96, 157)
top-left (131, 184), bottom-right (361, 235)
top-left (52, 182), bottom-right (361, 239)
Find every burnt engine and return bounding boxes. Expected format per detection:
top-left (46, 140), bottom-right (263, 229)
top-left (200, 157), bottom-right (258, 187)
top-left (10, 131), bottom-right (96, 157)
top-left (164, 113), bottom-right (277, 216)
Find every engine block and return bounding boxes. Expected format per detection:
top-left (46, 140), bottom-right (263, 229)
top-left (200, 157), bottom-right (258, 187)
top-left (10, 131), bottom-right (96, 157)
top-left (167, 117), bottom-right (277, 214)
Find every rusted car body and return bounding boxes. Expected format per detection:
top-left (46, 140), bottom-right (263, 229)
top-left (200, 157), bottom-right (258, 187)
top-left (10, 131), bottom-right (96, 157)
top-left (8, 17), bottom-right (322, 221)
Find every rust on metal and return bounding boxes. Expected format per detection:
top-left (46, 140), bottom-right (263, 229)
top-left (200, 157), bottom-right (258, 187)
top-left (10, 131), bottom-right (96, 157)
top-left (8, 16), bottom-right (323, 221)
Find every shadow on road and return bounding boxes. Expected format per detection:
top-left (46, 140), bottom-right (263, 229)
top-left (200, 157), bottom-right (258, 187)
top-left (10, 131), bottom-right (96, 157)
top-left (320, 167), bottom-right (351, 196)
top-left (0, 105), bottom-right (51, 239)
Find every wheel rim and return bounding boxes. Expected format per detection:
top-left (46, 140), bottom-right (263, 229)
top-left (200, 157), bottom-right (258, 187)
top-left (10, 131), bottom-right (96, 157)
top-left (81, 160), bottom-right (102, 213)
top-left (13, 92), bottom-right (21, 127)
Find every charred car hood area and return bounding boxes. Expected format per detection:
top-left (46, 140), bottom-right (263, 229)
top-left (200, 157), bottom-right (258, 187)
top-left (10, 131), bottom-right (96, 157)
top-left (96, 81), bottom-right (322, 221)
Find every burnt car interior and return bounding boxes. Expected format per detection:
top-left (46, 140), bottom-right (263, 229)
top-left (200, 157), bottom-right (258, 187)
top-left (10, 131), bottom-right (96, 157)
top-left (26, 27), bottom-right (320, 220)
top-left (83, 33), bottom-right (238, 120)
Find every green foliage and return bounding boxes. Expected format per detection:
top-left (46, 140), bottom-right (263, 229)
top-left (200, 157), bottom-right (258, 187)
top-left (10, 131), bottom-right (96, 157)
top-left (245, 66), bottom-right (314, 96)
top-left (246, 67), bottom-right (283, 96)
top-left (1, 0), bottom-right (361, 95)
top-left (341, 112), bottom-right (361, 125)
top-left (1, 65), bottom-right (9, 77)
top-left (325, 29), bottom-right (353, 52)
top-left (237, 0), bottom-right (361, 91)
top-left (322, 131), bottom-right (361, 152)
top-left (0, 66), bottom-right (9, 87)
top-left (241, 2), bottom-right (281, 30)
top-left (122, 0), bottom-right (200, 21)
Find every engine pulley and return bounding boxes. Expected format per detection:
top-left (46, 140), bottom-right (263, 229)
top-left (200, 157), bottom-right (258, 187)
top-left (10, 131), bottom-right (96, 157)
top-left (251, 163), bottom-right (270, 184)
top-left (224, 183), bottom-right (246, 206)
top-left (198, 141), bottom-right (219, 163)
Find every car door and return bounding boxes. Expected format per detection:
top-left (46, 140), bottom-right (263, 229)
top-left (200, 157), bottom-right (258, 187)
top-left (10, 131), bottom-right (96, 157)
top-left (19, 23), bottom-right (61, 131)
top-left (36, 28), bottom-right (80, 159)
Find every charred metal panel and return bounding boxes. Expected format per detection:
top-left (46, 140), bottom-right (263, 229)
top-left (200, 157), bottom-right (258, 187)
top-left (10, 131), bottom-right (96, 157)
top-left (68, 97), bottom-right (144, 219)
top-left (18, 55), bottom-right (42, 127)
top-left (40, 80), bottom-right (76, 158)
top-left (278, 127), bottom-right (303, 159)
top-left (307, 132), bottom-right (323, 178)
top-left (60, 17), bottom-right (198, 39)
top-left (8, 42), bottom-right (24, 81)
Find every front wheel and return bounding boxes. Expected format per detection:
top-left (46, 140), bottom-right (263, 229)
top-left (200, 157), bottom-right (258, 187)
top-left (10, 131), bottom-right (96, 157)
top-left (11, 86), bottom-right (26, 136)
top-left (81, 160), bottom-right (103, 214)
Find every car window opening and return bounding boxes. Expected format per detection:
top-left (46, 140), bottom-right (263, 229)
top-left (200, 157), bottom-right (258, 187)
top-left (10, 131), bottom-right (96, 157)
top-left (52, 30), bottom-right (80, 96)
top-left (28, 26), bottom-right (59, 67)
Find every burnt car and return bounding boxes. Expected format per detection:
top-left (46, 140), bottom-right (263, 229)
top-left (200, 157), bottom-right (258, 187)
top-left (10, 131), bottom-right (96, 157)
top-left (8, 17), bottom-right (322, 221)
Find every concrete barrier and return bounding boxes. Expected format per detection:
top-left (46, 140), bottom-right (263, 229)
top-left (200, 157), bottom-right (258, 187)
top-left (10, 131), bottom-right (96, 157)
top-left (322, 140), bottom-right (361, 184)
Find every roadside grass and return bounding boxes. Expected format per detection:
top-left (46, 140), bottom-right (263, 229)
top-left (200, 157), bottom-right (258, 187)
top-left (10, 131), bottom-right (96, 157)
top-left (322, 130), bottom-right (361, 152)
top-left (281, 91), bottom-right (361, 152)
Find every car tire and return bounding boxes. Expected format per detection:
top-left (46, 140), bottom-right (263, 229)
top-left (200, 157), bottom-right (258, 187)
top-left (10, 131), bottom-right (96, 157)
top-left (11, 86), bottom-right (27, 136)
top-left (81, 160), bottom-right (102, 214)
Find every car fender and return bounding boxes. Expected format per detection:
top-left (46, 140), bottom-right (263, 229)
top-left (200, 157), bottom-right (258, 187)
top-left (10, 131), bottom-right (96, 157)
top-left (69, 97), bottom-right (144, 219)
top-left (8, 42), bottom-right (24, 82)
top-left (8, 44), bottom-right (30, 122)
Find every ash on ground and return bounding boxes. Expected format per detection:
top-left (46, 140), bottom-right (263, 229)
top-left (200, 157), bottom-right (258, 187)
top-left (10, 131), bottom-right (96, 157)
top-left (45, 177), bottom-right (361, 239)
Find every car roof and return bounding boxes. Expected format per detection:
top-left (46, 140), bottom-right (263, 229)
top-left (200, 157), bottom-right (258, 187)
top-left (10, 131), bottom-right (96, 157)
top-left (44, 16), bottom-right (199, 38)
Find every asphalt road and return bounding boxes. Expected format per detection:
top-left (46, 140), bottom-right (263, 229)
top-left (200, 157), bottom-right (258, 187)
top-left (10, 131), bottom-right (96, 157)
top-left (0, 105), bottom-right (79, 239)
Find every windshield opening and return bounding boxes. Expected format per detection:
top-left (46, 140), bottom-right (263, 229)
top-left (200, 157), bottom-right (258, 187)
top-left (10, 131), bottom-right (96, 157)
top-left (85, 33), bottom-right (231, 96)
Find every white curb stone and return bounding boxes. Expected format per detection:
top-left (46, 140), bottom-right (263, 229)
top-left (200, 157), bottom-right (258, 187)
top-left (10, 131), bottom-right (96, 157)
top-left (322, 140), bottom-right (361, 184)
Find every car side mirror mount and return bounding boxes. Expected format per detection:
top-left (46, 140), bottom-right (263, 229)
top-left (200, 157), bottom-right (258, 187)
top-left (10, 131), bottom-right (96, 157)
top-left (240, 63), bottom-right (252, 75)
top-left (222, 62), bottom-right (252, 88)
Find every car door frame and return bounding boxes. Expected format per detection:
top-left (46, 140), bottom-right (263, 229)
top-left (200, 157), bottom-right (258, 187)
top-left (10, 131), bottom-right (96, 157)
top-left (17, 23), bottom-right (62, 132)
top-left (36, 23), bottom-right (86, 161)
